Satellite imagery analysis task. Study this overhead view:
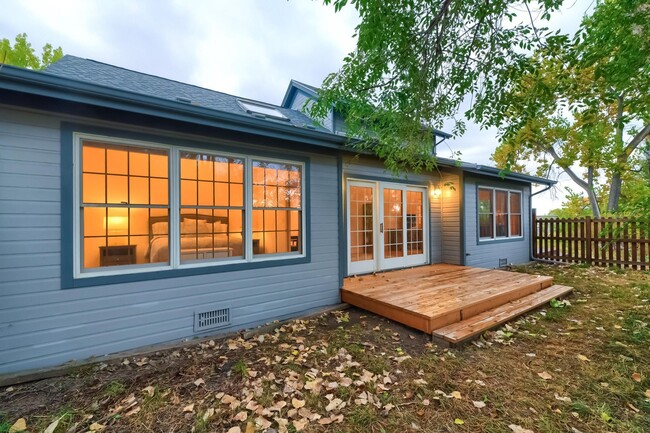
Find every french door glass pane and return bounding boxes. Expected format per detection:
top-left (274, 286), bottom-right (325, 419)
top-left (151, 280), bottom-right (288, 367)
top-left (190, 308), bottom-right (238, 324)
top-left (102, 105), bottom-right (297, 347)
top-left (406, 190), bottom-right (424, 255)
top-left (383, 188), bottom-right (403, 258)
top-left (350, 186), bottom-right (374, 262)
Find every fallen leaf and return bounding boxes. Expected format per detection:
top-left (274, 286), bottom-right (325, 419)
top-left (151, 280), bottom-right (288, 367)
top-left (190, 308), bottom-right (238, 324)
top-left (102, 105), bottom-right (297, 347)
top-left (422, 399), bottom-right (430, 406)
top-left (600, 411), bottom-right (612, 422)
top-left (554, 393), bottom-right (572, 403)
top-left (577, 354), bottom-right (590, 362)
top-left (245, 422), bottom-right (255, 433)
top-left (632, 373), bottom-right (641, 382)
top-left (472, 401), bottom-right (486, 408)
top-left (226, 427), bottom-right (242, 433)
top-left (508, 425), bottom-right (534, 433)
top-left (627, 403), bottom-right (640, 413)
top-left (645, 389), bottom-right (650, 398)
top-left (454, 418), bottom-right (464, 425)
top-left (413, 378), bottom-right (428, 385)
top-left (183, 403), bottom-right (195, 413)
top-left (293, 419), bottom-right (308, 431)
top-left (451, 391), bottom-right (462, 399)
top-left (8, 418), bottom-right (26, 433)
top-left (233, 411), bottom-right (248, 422)
top-left (89, 422), bottom-right (105, 431)
top-left (142, 385), bottom-right (155, 397)
top-left (203, 408), bottom-right (215, 422)
top-left (43, 417), bottom-right (62, 433)
top-left (194, 378), bottom-right (205, 386)
top-left (292, 398), bottom-right (305, 409)
top-left (537, 371), bottom-right (553, 380)
top-left (254, 416), bottom-right (272, 430)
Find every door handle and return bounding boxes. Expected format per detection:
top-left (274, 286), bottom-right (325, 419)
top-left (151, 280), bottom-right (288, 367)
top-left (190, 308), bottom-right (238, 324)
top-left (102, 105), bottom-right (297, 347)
top-left (380, 223), bottom-right (383, 233)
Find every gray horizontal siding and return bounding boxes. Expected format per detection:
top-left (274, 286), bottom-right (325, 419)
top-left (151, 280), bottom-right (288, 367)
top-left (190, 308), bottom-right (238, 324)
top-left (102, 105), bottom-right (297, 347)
top-left (463, 175), bottom-right (531, 268)
top-left (441, 172), bottom-right (462, 265)
top-left (0, 106), bottom-right (341, 374)
top-left (288, 89), bottom-right (333, 132)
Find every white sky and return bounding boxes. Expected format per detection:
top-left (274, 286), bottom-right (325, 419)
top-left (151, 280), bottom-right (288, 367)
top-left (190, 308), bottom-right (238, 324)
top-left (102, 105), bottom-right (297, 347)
top-left (2, 0), bottom-right (596, 213)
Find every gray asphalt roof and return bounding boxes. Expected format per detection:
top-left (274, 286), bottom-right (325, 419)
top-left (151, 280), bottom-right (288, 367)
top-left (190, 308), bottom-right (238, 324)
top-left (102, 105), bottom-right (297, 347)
top-left (44, 55), bottom-right (329, 133)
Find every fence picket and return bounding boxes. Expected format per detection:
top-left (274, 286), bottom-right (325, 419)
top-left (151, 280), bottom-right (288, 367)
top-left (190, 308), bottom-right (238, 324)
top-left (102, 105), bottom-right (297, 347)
top-left (532, 214), bottom-right (649, 269)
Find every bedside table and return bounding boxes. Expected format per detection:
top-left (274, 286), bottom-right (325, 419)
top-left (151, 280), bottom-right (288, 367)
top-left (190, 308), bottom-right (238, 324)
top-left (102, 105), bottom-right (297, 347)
top-left (100, 245), bottom-right (136, 266)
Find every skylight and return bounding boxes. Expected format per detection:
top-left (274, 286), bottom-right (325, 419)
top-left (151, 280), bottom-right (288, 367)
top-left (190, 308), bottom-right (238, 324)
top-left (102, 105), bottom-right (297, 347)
top-left (238, 100), bottom-right (288, 120)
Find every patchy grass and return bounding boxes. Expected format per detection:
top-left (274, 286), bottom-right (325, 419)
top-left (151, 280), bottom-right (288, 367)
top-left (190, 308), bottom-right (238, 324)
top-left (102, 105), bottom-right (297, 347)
top-left (1, 264), bottom-right (648, 433)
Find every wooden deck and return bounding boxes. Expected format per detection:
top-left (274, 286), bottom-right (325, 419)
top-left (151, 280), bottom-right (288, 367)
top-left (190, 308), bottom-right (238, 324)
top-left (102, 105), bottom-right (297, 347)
top-left (342, 264), bottom-right (572, 344)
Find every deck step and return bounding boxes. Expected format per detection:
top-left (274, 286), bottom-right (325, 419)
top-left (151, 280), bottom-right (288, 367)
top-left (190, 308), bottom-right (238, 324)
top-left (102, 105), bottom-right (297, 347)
top-left (431, 284), bottom-right (573, 345)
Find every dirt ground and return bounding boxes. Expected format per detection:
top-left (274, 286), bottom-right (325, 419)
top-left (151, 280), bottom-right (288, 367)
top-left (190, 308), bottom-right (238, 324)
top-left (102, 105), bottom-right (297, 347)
top-left (1, 263), bottom-right (648, 433)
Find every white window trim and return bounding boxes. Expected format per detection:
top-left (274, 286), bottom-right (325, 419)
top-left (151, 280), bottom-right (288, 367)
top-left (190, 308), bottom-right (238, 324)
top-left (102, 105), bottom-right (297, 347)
top-left (73, 132), bottom-right (306, 279)
top-left (477, 186), bottom-right (523, 241)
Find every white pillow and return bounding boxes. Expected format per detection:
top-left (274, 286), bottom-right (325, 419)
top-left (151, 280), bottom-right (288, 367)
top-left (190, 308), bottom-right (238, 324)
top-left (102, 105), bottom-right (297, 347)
top-left (152, 222), bottom-right (168, 235)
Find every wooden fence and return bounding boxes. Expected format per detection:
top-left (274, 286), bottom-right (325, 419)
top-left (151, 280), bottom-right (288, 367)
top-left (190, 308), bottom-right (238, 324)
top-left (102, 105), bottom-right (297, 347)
top-left (532, 211), bottom-right (650, 270)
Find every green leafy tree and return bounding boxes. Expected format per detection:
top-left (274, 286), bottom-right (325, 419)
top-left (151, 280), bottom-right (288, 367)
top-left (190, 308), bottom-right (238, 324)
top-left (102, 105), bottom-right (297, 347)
top-left (548, 188), bottom-right (593, 218)
top-left (490, 0), bottom-right (650, 217)
top-left (312, 0), bottom-right (564, 173)
top-left (0, 33), bottom-right (63, 70)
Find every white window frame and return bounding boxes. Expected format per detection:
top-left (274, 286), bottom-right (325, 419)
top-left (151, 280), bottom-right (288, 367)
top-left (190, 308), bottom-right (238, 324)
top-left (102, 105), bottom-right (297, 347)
top-left (477, 186), bottom-right (523, 241)
top-left (73, 132), bottom-right (306, 279)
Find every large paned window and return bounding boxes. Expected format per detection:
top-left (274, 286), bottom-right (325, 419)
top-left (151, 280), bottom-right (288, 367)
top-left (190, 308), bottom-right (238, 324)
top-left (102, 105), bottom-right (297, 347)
top-left (252, 161), bottom-right (302, 255)
top-left (76, 134), bottom-right (305, 277)
top-left (478, 187), bottom-right (522, 240)
top-left (81, 141), bottom-right (169, 269)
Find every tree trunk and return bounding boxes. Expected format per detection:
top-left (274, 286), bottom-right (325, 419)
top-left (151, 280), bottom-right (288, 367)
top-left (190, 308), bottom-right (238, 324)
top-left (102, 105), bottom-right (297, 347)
top-left (546, 146), bottom-right (601, 217)
top-left (607, 95), bottom-right (625, 213)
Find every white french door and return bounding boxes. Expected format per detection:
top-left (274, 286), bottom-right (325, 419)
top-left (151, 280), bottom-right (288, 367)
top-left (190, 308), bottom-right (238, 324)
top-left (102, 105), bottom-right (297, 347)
top-left (347, 180), bottom-right (428, 275)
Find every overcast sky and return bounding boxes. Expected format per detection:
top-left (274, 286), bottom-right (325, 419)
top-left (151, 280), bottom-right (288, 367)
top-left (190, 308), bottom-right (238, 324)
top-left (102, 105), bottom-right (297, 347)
top-left (2, 0), bottom-right (595, 213)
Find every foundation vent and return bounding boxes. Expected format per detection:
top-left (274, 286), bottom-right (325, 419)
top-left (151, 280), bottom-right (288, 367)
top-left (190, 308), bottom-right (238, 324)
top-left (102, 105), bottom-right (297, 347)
top-left (194, 306), bottom-right (231, 332)
top-left (498, 258), bottom-right (508, 268)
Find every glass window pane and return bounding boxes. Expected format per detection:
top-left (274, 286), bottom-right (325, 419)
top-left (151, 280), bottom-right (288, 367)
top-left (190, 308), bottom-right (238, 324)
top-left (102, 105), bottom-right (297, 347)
top-left (106, 147), bottom-right (128, 175)
top-left (180, 153), bottom-right (197, 179)
top-left (107, 175), bottom-right (128, 204)
top-left (495, 214), bottom-right (508, 237)
top-left (83, 144), bottom-right (105, 173)
top-left (150, 152), bottom-right (168, 178)
top-left (478, 188), bottom-right (492, 213)
top-left (181, 180), bottom-right (197, 206)
top-left (130, 177), bottom-right (149, 204)
top-left (83, 207), bottom-right (106, 237)
top-left (198, 158), bottom-right (213, 181)
top-left (479, 214), bottom-right (493, 238)
top-left (495, 190), bottom-right (508, 213)
top-left (230, 159), bottom-right (244, 183)
top-left (198, 181), bottom-right (213, 206)
top-left (129, 150), bottom-right (148, 176)
top-left (214, 182), bottom-right (228, 207)
top-left (511, 214), bottom-right (522, 236)
top-left (82, 173), bottom-right (105, 204)
top-left (150, 178), bottom-right (168, 205)
top-left (230, 183), bottom-right (243, 207)
top-left (510, 192), bottom-right (521, 213)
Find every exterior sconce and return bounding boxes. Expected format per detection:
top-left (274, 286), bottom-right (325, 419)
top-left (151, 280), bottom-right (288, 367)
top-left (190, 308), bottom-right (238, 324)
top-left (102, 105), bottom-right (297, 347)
top-left (431, 185), bottom-right (442, 199)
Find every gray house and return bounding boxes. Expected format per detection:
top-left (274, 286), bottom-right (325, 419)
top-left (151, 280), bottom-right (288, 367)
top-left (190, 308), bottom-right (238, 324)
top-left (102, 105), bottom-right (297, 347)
top-left (0, 56), bottom-right (554, 374)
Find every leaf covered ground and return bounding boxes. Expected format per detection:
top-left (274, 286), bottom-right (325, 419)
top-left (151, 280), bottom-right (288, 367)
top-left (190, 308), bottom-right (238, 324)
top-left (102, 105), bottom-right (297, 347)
top-left (1, 264), bottom-right (649, 433)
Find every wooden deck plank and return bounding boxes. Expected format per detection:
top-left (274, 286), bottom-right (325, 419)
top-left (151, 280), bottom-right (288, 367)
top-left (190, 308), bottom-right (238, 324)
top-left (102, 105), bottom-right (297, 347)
top-left (341, 264), bottom-right (562, 337)
top-left (432, 284), bottom-right (574, 343)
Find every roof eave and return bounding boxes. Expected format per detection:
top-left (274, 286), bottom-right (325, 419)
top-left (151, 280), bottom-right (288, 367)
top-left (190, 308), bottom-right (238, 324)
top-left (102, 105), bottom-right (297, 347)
top-left (0, 66), bottom-right (347, 149)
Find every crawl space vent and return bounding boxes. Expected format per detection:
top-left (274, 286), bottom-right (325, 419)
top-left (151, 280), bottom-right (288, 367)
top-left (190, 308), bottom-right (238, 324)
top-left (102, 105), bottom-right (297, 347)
top-left (194, 306), bottom-right (231, 332)
top-left (498, 258), bottom-right (508, 268)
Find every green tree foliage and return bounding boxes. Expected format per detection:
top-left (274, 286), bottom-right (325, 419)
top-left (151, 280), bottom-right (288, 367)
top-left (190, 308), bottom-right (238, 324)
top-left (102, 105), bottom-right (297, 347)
top-left (490, 0), bottom-right (650, 217)
top-left (548, 188), bottom-right (593, 218)
top-left (0, 33), bottom-right (63, 70)
top-left (313, 0), bottom-right (564, 173)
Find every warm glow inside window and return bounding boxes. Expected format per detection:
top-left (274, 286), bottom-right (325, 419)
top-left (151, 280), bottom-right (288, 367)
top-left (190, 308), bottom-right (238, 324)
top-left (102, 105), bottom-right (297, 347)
top-left (478, 187), bottom-right (522, 240)
top-left (179, 152), bottom-right (244, 262)
top-left (252, 161), bottom-right (302, 255)
top-left (81, 141), bottom-right (169, 270)
top-left (76, 134), bottom-right (305, 276)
